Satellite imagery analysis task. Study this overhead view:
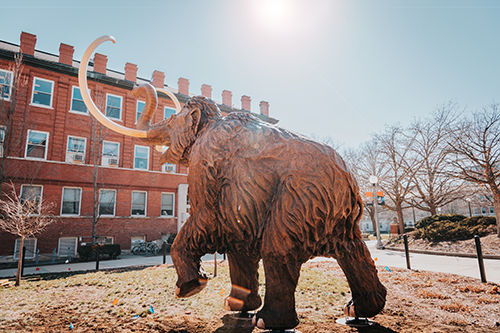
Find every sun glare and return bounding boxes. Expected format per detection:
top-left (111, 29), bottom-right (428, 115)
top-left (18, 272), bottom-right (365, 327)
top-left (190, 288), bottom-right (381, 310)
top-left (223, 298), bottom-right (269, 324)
top-left (255, 0), bottom-right (293, 32)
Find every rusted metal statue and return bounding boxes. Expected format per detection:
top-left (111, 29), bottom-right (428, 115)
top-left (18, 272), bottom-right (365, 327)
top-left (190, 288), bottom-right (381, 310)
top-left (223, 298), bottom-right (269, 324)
top-left (79, 36), bottom-right (386, 331)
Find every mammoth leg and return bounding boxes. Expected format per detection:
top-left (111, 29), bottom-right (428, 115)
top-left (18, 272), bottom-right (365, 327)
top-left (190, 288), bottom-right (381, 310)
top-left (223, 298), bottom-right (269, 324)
top-left (223, 253), bottom-right (262, 312)
top-left (170, 221), bottom-right (208, 298)
top-left (335, 239), bottom-right (386, 317)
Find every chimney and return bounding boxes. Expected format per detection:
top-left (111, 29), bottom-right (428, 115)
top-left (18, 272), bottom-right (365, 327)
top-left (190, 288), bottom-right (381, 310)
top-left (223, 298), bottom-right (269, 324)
top-left (93, 53), bottom-right (107, 74)
top-left (260, 101), bottom-right (269, 116)
top-left (59, 43), bottom-right (74, 66)
top-left (201, 84), bottom-right (212, 99)
top-left (178, 77), bottom-right (190, 95)
top-left (20, 32), bottom-right (37, 56)
top-left (124, 63), bottom-right (138, 82)
top-left (241, 95), bottom-right (251, 111)
top-left (222, 90), bottom-right (232, 106)
top-left (151, 70), bottom-right (165, 88)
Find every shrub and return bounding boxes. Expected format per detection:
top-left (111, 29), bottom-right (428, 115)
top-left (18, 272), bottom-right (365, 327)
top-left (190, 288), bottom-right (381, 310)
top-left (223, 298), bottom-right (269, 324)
top-left (413, 214), bottom-right (496, 241)
top-left (78, 244), bottom-right (121, 261)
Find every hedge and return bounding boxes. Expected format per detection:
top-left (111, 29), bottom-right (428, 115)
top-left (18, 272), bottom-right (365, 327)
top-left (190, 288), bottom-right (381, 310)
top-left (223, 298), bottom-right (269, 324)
top-left (78, 244), bottom-right (121, 261)
top-left (413, 214), bottom-right (496, 241)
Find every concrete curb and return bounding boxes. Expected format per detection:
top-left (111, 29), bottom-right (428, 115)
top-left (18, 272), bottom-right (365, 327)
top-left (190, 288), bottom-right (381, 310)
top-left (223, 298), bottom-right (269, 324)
top-left (383, 246), bottom-right (500, 260)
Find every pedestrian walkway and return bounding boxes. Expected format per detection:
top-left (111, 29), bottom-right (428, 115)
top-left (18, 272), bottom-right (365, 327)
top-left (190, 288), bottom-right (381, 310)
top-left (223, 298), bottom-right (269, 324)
top-left (1, 242), bottom-right (499, 285)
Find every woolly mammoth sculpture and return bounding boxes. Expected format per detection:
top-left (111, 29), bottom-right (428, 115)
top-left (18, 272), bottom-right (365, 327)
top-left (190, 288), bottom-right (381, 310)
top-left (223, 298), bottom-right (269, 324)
top-left (79, 36), bottom-right (386, 331)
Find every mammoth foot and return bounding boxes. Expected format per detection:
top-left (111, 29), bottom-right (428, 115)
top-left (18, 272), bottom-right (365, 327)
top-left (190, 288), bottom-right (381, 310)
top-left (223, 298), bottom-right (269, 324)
top-left (251, 306), bottom-right (299, 330)
top-left (223, 286), bottom-right (262, 312)
top-left (175, 277), bottom-right (208, 298)
top-left (343, 288), bottom-right (386, 318)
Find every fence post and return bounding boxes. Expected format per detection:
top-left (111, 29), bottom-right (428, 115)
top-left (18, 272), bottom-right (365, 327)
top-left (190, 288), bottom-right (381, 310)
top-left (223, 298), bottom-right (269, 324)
top-left (474, 235), bottom-right (487, 283)
top-left (68, 247), bottom-right (72, 262)
top-left (95, 245), bottom-right (100, 271)
top-left (403, 234), bottom-right (411, 270)
top-left (20, 246), bottom-right (26, 278)
top-left (162, 241), bottom-right (167, 265)
top-left (214, 253), bottom-right (217, 277)
top-left (52, 248), bottom-right (56, 263)
top-left (35, 248), bottom-right (39, 265)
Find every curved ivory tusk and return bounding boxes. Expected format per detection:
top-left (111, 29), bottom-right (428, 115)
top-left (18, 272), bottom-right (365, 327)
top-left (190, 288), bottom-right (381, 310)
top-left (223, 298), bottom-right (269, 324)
top-left (78, 35), bottom-right (147, 138)
top-left (156, 88), bottom-right (182, 114)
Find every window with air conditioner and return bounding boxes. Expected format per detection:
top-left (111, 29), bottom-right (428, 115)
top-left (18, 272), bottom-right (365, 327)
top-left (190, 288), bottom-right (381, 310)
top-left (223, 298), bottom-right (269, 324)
top-left (61, 187), bottom-right (81, 215)
top-left (66, 136), bottom-right (86, 163)
top-left (25, 130), bottom-right (49, 160)
top-left (0, 69), bottom-right (13, 101)
top-left (14, 238), bottom-right (37, 260)
top-left (163, 163), bottom-right (176, 173)
top-left (161, 193), bottom-right (175, 217)
top-left (102, 141), bottom-right (119, 167)
top-left (99, 189), bottom-right (116, 216)
top-left (31, 77), bottom-right (54, 108)
top-left (131, 191), bottom-right (147, 216)
top-left (134, 145), bottom-right (149, 170)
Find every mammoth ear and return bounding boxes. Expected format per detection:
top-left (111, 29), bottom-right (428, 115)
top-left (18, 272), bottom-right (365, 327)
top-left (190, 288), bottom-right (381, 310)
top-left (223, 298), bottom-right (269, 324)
top-left (186, 108), bottom-right (201, 134)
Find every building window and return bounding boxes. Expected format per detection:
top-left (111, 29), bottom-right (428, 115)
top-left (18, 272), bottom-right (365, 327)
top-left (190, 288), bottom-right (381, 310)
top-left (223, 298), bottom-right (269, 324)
top-left (31, 77), bottom-right (54, 108)
top-left (99, 189), bottom-right (116, 216)
top-left (481, 207), bottom-right (487, 214)
top-left (473, 207), bottom-right (479, 215)
top-left (102, 141), bottom-right (119, 167)
top-left (61, 188), bottom-right (81, 215)
top-left (163, 163), bottom-right (176, 173)
top-left (14, 238), bottom-right (37, 260)
top-left (131, 191), bottom-right (147, 216)
top-left (0, 69), bottom-right (13, 100)
top-left (66, 136), bottom-right (86, 163)
top-left (58, 237), bottom-right (78, 257)
top-left (70, 86), bottom-right (88, 114)
top-left (489, 207), bottom-right (495, 214)
top-left (25, 130), bottom-right (49, 160)
top-left (105, 94), bottom-right (122, 120)
top-left (131, 235), bottom-right (145, 246)
top-left (136, 100), bottom-right (145, 123)
top-left (164, 106), bottom-right (176, 119)
top-left (20, 185), bottom-right (43, 214)
top-left (96, 236), bottom-right (114, 245)
top-left (134, 145), bottom-right (149, 170)
top-left (161, 193), bottom-right (175, 217)
top-left (0, 126), bottom-right (5, 157)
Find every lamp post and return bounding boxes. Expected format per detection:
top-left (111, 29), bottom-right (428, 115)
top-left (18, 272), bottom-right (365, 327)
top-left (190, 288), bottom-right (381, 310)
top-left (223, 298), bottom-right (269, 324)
top-left (465, 198), bottom-right (472, 217)
top-left (369, 175), bottom-right (383, 249)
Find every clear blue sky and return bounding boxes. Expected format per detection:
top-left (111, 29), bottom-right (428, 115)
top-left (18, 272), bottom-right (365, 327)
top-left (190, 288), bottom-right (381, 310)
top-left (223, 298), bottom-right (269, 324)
top-left (1, 0), bottom-right (499, 149)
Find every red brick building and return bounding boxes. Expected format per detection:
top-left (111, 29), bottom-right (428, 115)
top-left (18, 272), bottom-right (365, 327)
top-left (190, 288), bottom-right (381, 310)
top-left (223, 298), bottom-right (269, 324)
top-left (0, 31), bottom-right (277, 259)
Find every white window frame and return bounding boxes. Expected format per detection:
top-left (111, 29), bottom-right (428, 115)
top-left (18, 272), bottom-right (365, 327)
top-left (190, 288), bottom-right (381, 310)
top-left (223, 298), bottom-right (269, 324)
top-left (131, 191), bottom-right (147, 217)
top-left (161, 192), bottom-right (175, 217)
top-left (0, 125), bottom-right (5, 158)
top-left (134, 145), bottom-right (150, 170)
top-left (136, 100), bottom-right (146, 124)
top-left (14, 238), bottom-right (37, 260)
top-left (58, 237), bottom-right (78, 257)
top-left (105, 93), bottom-right (123, 120)
top-left (164, 106), bottom-right (176, 119)
top-left (25, 129), bottom-right (49, 160)
top-left (30, 77), bottom-right (54, 108)
top-left (102, 140), bottom-right (120, 167)
top-left (20, 184), bottom-right (43, 214)
top-left (69, 86), bottom-right (89, 115)
top-left (60, 187), bottom-right (82, 216)
top-left (99, 189), bottom-right (116, 217)
top-left (163, 163), bottom-right (176, 173)
top-left (0, 68), bottom-right (13, 101)
top-left (66, 135), bottom-right (87, 163)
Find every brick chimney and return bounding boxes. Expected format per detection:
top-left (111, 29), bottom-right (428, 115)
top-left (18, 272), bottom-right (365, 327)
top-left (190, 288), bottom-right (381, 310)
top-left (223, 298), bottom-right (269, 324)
top-left (178, 77), bottom-right (190, 96)
top-left (151, 70), bottom-right (165, 88)
top-left (124, 63), bottom-right (138, 82)
top-left (201, 84), bottom-right (212, 99)
top-left (93, 53), bottom-right (107, 74)
top-left (241, 95), bottom-right (251, 111)
top-left (20, 32), bottom-right (37, 56)
top-left (222, 90), bottom-right (232, 106)
top-left (260, 101), bottom-right (269, 116)
top-left (59, 43), bottom-right (74, 66)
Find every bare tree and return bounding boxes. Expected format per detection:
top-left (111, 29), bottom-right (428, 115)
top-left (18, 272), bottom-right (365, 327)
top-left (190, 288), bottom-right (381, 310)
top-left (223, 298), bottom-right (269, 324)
top-left (408, 102), bottom-right (466, 215)
top-left (375, 124), bottom-right (419, 234)
top-left (0, 182), bottom-right (54, 286)
top-left (447, 103), bottom-right (500, 237)
top-left (0, 53), bottom-right (33, 197)
top-left (310, 133), bottom-right (344, 151)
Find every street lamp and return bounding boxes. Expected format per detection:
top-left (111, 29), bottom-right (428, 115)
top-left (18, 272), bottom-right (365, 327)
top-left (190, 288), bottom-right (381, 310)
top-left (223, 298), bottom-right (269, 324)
top-left (369, 175), bottom-right (383, 249)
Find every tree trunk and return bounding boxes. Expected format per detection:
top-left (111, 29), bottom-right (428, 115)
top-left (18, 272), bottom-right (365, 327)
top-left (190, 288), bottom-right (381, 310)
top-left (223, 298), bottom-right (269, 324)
top-left (397, 207), bottom-right (405, 235)
top-left (493, 194), bottom-right (500, 238)
top-left (15, 237), bottom-right (24, 286)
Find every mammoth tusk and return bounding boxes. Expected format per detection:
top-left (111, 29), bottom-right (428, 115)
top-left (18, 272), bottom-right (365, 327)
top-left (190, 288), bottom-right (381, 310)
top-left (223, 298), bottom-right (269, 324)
top-left (156, 88), bottom-right (182, 114)
top-left (78, 35), bottom-right (147, 138)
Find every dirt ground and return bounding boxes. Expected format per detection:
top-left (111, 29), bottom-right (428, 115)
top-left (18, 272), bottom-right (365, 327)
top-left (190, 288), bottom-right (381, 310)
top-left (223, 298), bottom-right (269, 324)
top-left (1, 256), bottom-right (499, 333)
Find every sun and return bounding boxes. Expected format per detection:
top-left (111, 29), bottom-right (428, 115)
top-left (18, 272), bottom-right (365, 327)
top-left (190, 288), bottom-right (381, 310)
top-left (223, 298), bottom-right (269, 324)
top-left (254, 0), bottom-right (294, 33)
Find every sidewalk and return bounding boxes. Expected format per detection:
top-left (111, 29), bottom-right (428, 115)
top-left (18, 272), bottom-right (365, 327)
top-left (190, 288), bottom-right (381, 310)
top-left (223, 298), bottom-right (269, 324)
top-left (1, 242), bottom-right (499, 285)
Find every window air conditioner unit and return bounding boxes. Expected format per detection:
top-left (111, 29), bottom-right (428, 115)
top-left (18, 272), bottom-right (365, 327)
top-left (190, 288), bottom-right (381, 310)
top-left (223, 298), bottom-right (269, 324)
top-left (108, 158), bottom-right (118, 167)
top-left (163, 164), bottom-right (176, 173)
top-left (73, 154), bottom-right (84, 162)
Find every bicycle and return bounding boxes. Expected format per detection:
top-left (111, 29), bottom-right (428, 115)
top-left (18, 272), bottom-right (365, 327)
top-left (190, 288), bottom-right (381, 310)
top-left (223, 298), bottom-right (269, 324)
top-left (132, 241), bottom-right (159, 255)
